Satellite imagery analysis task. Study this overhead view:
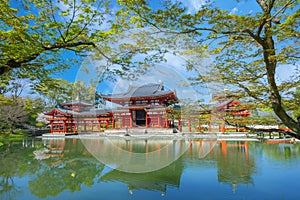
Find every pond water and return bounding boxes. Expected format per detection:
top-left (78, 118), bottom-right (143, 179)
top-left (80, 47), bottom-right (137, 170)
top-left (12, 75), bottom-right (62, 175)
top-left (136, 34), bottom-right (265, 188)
top-left (1, 137), bottom-right (300, 200)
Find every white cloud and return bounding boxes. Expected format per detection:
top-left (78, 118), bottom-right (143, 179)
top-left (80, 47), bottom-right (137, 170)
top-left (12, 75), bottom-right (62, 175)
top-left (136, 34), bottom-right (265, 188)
top-left (176, 0), bottom-right (207, 13)
top-left (276, 64), bottom-right (299, 83)
top-left (54, 0), bottom-right (113, 31)
top-left (230, 7), bottom-right (238, 14)
top-left (77, 28), bottom-right (224, 107)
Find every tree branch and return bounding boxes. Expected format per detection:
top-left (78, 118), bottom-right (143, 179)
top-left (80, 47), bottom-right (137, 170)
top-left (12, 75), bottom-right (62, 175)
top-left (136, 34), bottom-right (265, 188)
top-left (64, 0), bottom-right (77, 41)
top-left (256, 0), bottom-right (295, 37)
top-left (256, 0), bottom-right (269, 12)
top-left (236, 82), bottom-right (266, 103)
top-left (49, 0), bottom-right (66, 42)
top-left (42, 41), bottom-right (96, 50)
top-left (1, 41), bottom-right (97, 75)
top-left (266, 0), bottom-right (295, 23)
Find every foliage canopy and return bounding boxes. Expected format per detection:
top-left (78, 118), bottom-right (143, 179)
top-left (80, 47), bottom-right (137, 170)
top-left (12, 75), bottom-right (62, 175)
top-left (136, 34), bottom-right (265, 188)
top-left (116, 0), bottom-right (300, 136)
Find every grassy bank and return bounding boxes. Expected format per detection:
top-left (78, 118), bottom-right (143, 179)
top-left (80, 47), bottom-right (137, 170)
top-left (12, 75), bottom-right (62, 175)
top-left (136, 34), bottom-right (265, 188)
top-left (0, 129), bottom-right (30, 143)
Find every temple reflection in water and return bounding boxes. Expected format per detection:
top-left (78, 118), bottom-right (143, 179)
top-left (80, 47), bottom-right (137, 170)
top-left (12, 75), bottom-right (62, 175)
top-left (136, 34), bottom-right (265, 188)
top-left (2, 138), bottom-right (300, 199)
top-left (39, 138), bottom-right (255, 195)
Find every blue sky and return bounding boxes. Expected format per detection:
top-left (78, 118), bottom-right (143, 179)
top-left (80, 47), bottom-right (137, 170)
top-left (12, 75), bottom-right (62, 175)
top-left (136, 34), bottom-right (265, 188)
top-left (55, 0), bottom-right (262, 83)
top-left (19, 0), bottom-right (297, 102)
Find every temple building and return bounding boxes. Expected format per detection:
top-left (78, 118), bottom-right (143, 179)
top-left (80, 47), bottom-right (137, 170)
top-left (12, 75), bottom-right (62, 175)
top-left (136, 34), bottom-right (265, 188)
top-left (45, 82), bottom-right (178, 133)
top-left (45, 82), bottom-right (250, 134)
top-left (44, 101), bottom-right (113, 133)
top-left (179, 99), bottom-right (251, 133)
top-left (102, 82), bottom-right (178, 129)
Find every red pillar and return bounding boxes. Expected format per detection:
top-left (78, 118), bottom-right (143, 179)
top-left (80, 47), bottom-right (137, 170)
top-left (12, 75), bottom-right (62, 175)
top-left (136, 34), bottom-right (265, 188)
top-left (74, 123), bottom-right (77, 132)
top-left (165, 112), bottom-right (168, 128)
top-left (50, 121), bottom-right (53, 133)
top-left (51, 115), bottom-right (54, 133)
top-left (63, 120), bottom-right (67, 133)
top-left (158, 115), bottom-right (160, 127)
top-left (208, 114), bottom-right (212, 132)
top-left (112, 117), bottom-right (115, 129)
top-left (130, 111), bottom-right (132, 128)
top-left (98, 120), bottom-right (101, 132)
top-left (70, 120), bottom-right (73, 133)
top-left (146, 113), bottom-right (148, 128)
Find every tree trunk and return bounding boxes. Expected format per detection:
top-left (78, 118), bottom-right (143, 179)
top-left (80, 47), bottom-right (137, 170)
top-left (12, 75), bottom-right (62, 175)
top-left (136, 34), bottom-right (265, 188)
top-left (9, 126), bottom-right (14, 135)
top-left (263, 25), bottom-right (300, 137)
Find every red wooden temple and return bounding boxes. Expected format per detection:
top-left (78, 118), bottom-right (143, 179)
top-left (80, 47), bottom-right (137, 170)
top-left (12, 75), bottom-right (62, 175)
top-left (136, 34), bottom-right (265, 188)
top-left (44, 101), bottom-right (114, 133)
top-left (179, 99), bottom-right (251, 133)
top-left (102, 82), bottom-right (178, 129)
top-left (45, 82), bottom-right (178, 133)
top-left (215, 99), bottom-right (251, 132)
top-left (45, 82), bottom-right (250, 134)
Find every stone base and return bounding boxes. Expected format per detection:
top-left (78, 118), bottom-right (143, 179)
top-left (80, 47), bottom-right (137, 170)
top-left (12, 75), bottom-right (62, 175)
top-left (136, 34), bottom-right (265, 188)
top-left (104, 128), bottom-right (176, 135)
top-left (42, 133), bottom-right (78, 138)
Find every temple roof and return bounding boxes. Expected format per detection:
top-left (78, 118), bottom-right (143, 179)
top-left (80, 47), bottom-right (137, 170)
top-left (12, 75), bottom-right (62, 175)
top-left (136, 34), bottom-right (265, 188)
top-left (61, 101), bottom-right (93, 106)
top-left (98, 160), bottom-right (183, 192)
top-left (45, 107), bottom-right (111, 116)
top-left (102, 83), bottom-right (176, 100)
top-left (210, 99), bottom-right (235, 111)
top-left (211, 99), bottom-right (247, 112)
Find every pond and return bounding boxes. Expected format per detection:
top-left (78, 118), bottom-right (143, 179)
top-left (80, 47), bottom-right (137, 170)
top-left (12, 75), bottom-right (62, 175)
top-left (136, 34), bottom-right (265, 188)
top-left (1, 137), bottom-right (300, 200)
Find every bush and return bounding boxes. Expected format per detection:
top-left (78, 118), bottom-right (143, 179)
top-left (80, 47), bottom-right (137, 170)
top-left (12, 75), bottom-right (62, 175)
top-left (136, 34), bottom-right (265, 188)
top-left (35, 122), bottom-right (46, 128)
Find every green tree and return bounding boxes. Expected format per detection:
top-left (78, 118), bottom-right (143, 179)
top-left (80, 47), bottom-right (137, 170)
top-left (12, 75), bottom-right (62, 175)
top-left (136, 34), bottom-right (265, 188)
top-left (23, 97), bottom-right (47, 126)
top-left (0, 0), bottom-right (113, 91)
top-left (33, 78), bottom-right (73, 108)
top-left (72, 81), bottom-right (95, 102)
top-left (0, 105), bottom-right (28, 134)
top-left (72, 80), bottom-right (104, 105)
top-left (116, 0), bottom-right (300, 136)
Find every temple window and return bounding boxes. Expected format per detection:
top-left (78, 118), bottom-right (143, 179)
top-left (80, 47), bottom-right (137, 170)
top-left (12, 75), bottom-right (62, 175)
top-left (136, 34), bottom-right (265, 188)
top-left (150, 100), bottom-right (159, 105)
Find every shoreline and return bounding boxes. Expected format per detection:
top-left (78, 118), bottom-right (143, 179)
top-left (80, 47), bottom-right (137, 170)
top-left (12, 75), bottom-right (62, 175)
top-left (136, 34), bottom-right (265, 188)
top-left (39, 132), bottom-right (294, 142)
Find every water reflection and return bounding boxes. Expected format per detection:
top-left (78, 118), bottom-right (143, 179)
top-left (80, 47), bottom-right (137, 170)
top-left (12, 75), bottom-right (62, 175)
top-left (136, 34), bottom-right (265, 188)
top-left (213, 141), bottom-right (255, 192)
top-left (261, 143), bottom-right (300, 160)
top-left (28, 139), bottom-right (104, 198)
top-left (80, 138), bottom-right (215, 173)
top-left (0, 138), bottom-right (300, 199)
top-left (99, 158), bottom-right (184, 196)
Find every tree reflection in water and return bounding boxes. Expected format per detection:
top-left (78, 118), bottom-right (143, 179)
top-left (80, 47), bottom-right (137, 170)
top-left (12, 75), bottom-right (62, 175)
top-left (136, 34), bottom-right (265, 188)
top-left (28, 139), bottom-right (105, 198)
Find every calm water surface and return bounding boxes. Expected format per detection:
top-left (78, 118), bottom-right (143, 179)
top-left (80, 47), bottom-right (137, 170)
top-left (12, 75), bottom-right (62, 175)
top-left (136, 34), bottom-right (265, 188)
top-left (1, 137), bottom-right (300, 200)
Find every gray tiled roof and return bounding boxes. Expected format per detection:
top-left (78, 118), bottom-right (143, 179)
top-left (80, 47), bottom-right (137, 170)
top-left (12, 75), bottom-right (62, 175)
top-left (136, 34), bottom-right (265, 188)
top-left (209, 99), bottom-right (234, 110)
top-left (47, 108), bottom-right (110, 116)
top-left (61, 101), bottom-right (93, 106)
top-left (102, 83), bottom-right (175, 99)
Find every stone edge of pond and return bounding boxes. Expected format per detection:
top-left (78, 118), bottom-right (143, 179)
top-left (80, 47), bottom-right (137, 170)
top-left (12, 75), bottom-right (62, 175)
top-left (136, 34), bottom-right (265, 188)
top-left (39, 132), bottom-right (261, 141)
